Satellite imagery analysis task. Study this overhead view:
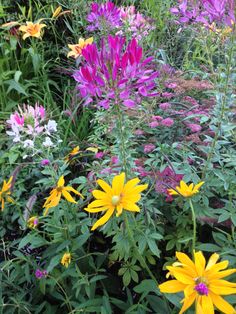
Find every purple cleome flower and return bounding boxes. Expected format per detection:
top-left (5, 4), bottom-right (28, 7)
top-left (170, 0), bottom-right (235, 26)
top-left (87, 2), bottom-right (122, 32)
top-left (73, 35), bottom-right (159, 109)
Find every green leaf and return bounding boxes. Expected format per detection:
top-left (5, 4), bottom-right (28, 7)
top-left (134, 279), bottom-right (158, 295)
top-left (197, 243), bottom-right (220, 252)
top-left (123, 271), bottom-right (131, 286)
top-left (47, 255), bottom-right (61, 272)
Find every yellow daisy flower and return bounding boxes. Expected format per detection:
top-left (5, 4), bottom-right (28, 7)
top-left (0, 176), bottom-right (14, 211)
top-left (168, 180), bottom-right (204, 198)
top-left (67, 37), bottom-right (93, 59)
top-left (159, 251), bottom-right (236, 314)
top-left (19, 21), bottom-right (46, 40)
top-left (61, 252), bottom-right (71, 268)
top-left (27, 216), bottom-right (39, 229)
top-left (64, 146), bottom-right (80, 163)
top-left (43, 175), bottom-right (83, 215)
top-left (85, 172), bottom-right (148, 231)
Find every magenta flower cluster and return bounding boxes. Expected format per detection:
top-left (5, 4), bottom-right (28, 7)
top-left (87, 1), bottom-right (122, 32)
top-left (86, 2), bottom-right (155, 40)
top-left (170, 0), bottom-right (235, 26)
top-left (73, 35), bottom-right (159, 109)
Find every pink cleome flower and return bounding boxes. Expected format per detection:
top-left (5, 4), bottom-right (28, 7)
top-left (73, 35), bottom-right (159, 109)
top-left (87, 2), bottom-right (122, 32)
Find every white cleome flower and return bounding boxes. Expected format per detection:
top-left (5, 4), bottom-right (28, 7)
top-left (45, 120), bottom-right (57, 134)
top-left (43, 136), bottom-right (54, 147)
top-left (23, 140), bottom-right (34, 148)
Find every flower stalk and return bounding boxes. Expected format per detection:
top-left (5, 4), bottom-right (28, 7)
top-left (189, 199), bottom-right (197, 254)
top-left (115, 101), bottom-right (171, 313)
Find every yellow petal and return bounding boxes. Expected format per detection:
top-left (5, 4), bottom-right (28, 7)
top-left (116, 204), bottom-right (123, 217)
top-left (176, 252), bottom-right (196, 270)
top-left (123, 202), bottom-right (140, 213)
top-left (167, 189), bottom-right (178, 195)
top-left (88, 199), bottom-right (109, 208)
top-left (123, 178), bottom-right (140, 193)
top-left (159, 280), bottom-right (186, 293)
top-left (193, 181), bottom-right (204, 193)
top-left (210, 285), bottom-right (236, 295)
top-left (79, 38), bottom-right (85, 45)
top-left (97, 179), bottom-right (112, 194)
top-left (180, 180), bottom-right (188, 191)
top-left (130, 184), bottom-right (148, 194)
top-left (208, 260), bottom-right (229, 274)
top-left (210, 279), bottom-right (236, 288)
top-left (84, 206), bottom-right (108, 213)
top-left (22, 33), bottom-right (31, 40)
top-left (58, 176), bottom-right (65, 187)
top-left (179, 292), bottom-right (196, 314)
top-left (205, 253), bottom-right (220, 271)
top-left (92, 190), bottom-right (109, 200)
top-left (201, 295), bottom-right (214, 314)
top-left (208, 268), bottom-right (236, 280)
top-left (91, 208), bottom-right (114, 231)
top-left (19, 25), bottom-right (27, 32)
top-left (112, 173), bottom-right (125, 195)
top-left (62, 190), bottom-right (77, 203)
top-left (166, 267), bottom-right (194, 284)
top-left (210, 291), bottom-right (236, 314)
top-left (194, 251), bottom-right (206, 277)
top-left (65, 186), bottom-right (84, 198)
top-left (86, 37), bottom-right (93, 44)
top-left (43, 207), bottom-right (50, 216)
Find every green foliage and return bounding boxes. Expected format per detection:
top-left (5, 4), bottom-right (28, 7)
top-left (1, 0), bottom-right (236, 313)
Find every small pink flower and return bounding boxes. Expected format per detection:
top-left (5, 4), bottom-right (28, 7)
top-left (187, 123), bottom-right (202, 133)
top-left (95, 151), bottom-right (104, 159)
top-left (149, 121), bottom-right (159, 128)
top-left (159, 102), bottom-right (171, 110)
top-left (136, 166), bottom-right (149, 177)
top-left (162, 92), bottom-right (174, 99)
top-left (41, 159), bottom-right (50, 166)
top-left (111, 156), bottom-right (119, 164)
top-left (165, 82), bottom-right (177, 89)
top-left (144, 144), bottom-right (155, 153)
top-left (134, 129), bottom-right (145, 136)
top-left (151, 115), bottom-right (163, 121)
top-left (161, 118), bottom-right (174, 127)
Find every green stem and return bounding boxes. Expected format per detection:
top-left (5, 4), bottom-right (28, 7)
top-left (124, 212), bottom-right (157, 284)
top-left (115, 103), bottom-right (128, 175)
top-left (48, 275), bottom-right (73, 313)
top-left (189, 199), bottom-right (196, 254)
top-left (115, 100), bottom-right (171, 313)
